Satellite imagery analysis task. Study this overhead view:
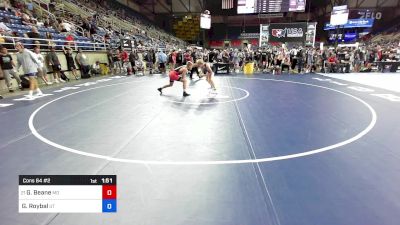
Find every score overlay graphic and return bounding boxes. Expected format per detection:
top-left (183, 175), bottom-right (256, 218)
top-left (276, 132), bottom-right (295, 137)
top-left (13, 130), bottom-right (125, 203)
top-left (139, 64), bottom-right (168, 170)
top-left (19, 175), bottom-right (117, 213)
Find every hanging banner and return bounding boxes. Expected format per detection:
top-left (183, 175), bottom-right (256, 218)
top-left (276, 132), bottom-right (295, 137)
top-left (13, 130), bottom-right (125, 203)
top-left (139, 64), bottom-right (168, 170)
top-left (328, 33), bottom-right (358, 42)
top-left (305, 22), bottom-right (317, 47)
top-left (268, 23), bottom-right (307, 43)
top-left (239, 33), bottom-right (260, 39)
top-left (259, 24), bottom-right (269, 47)
top-left (324, 18), bottom-right (374, 30)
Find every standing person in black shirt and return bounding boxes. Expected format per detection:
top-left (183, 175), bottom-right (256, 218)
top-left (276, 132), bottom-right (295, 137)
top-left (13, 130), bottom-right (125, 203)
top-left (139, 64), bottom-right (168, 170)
top-left (294, 47), bottom-right (303, 74)
top-left (261, 48), bottom-right (268, 72)
top-left (208, 50), bottom-right (214, 63)
top-left (267, 48), bottom-right (274, 68)
top-left (203, 49), bottom-right (209, 62)
top-left (0, 46), bottom-right (22, 91)
top-left (264, 48), bottom-right (269, 65)
top-left (63, 46), bottom-right (79, 80)
top-left (354, 48), bottom-right (362, 72)
top-left (107, 49), bottom-right (114, 75)
top-left (254, 49), bottom-right (261, 72)
top-left (191, 48), bottom-right (197, 63)
top-left (151, 49), bottom-right (156, 73)
top-left (129, 50), bottom-right (137, 75)
top-left (112, 49), bottom-right (122, 74)
top-left (222, 50), bottom-right (230, 63)
top-left (176, 50), bottom-right (183, 67)
top-left (144, 50), bottom-right (154, 74)
top-left (47, 46), bottom-right (64, 83)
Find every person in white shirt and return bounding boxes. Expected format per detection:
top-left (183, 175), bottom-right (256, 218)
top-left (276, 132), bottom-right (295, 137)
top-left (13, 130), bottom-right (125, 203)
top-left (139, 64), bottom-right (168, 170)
top-left (91, 61), bottom-right (101, 76)
top-left (0, 22), bottom-right (11, 32)
top-left (396, 45), bottom-right (400, 61)
top-left (60, 21), bottom-right (73, 32)
top-left (33, 46), bottom-right (51, 85)
top-left (15, 42), bottom-right (43, 98)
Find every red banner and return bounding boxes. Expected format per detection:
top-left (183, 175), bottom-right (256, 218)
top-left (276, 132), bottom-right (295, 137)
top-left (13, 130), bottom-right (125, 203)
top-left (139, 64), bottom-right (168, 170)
top-left (209, 40), bottom-right (224, 47)
top-left (231, 39), bottom-right (242, 47)
top-left (250, 39), bottom-right (259, 46)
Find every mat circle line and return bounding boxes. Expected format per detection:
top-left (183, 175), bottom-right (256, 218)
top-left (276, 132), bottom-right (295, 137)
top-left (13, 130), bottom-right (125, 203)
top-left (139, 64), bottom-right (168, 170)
top-left (28, 77), bottom-right (377, 165)
top-left (163, 86), bottom-right (249, 105)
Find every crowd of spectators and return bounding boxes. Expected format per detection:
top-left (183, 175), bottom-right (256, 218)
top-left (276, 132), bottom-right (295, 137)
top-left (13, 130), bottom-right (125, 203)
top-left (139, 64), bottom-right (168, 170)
top-left (190, 40), bottom-right (399, 74)
top-left (0, 0), bottom-right (186, 51)
top-left (63, 0), bottom-right (185, 50)
top-left (2, 40), bottom-right (399, 98)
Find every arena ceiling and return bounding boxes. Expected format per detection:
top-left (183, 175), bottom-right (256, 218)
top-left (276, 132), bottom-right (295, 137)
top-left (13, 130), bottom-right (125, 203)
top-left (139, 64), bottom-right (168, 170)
top-left (129, 0), bottom-right (399, 15)
top-left (120, 0), bottom-right (399, 26)
top-left (132, 0), bottom-right (204, 15)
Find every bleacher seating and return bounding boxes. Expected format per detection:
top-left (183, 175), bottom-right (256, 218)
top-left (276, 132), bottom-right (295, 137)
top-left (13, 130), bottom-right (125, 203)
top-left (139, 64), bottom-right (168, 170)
top-left (0, 0), bottom-right (187, 52)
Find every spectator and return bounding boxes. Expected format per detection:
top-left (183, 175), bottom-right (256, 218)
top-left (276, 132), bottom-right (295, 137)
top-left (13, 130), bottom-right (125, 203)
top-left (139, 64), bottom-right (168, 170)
top-left (0, 46), bottom-right (22, 92)
top-left (296, 48), bottom-right (305, 73)
top-left (0, 32), bottom-right (5, 46)
top-left (169, 50), bottom-right (177, 69)
top-left (25, 26), bottom-right (41, 39)
top-left (306, 48), bottom-right (316, 73)
top-left (327, 53), bottom-right (338, 73)
top-left (112, 49), bottom-right (122, 74)
top-left (89, 17), bottom-right (97, 37)
top-left (65, 33), bottom-right (75, 48)
top-left (0, 28), bottom-right (13, 48)
top-left (45, 32), bottom-right (55, 49)
top-left (0, 0), bottom-right (11, 11)
top-left (21, 13), bottom-right (33, 26)
top-left (144, 49), bottom-right (153, 74)
top-left (62, 46), bottom-right (79, 80)
top-left (91, 60), bottom-right (101, 76)
top-left (129, 50), bottom-right (137, 75)
top-left (81, 17), bottom-right (91, 38)
top-left (75, 48), bottom-right (90, 78)
top-left (121, 49), bottom-right (131, 75)
top-left (49, 0), bottom-right (57, 12)
top-left (157, 50), bottom-right (167, 74)
top-left (15, 42), bottom-right (43, 99)
top-left (60, 20), bottom-right (73, 33)
top-left (26, 2), bottom-right (34, 12)
top-left (43, 17), bottom-right (51, 28)
top-left (222, 50), bottom-right (229, 63)
top-left (183, 49), bottom-right (192, 65)
top-left (0, 22), bottom-right (11, 32)
top-left (281, 54), bottom-right (291, 73)
top-left (151, 49), bottom-right (156, 71)
top-left (25, 26), bottom-right (42, 48)
top-left (104, 32), bottom-right (111, 43)
top-left (32, 46), bottom-right (51, 85)
top-left (1, 16), bottom-right (11, 24)
top-left (107, 49), bottom-right (114, 74)
top-left (135, 57), bottom-right (144, 75)
top-left (46, 46), bottom-right (64, 83)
